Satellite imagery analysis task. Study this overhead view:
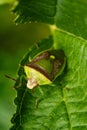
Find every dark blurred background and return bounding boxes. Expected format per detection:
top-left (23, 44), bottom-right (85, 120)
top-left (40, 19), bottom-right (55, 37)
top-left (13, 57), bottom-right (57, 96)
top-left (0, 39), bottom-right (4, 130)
top-left (0, 2), bottom-right (50, 130)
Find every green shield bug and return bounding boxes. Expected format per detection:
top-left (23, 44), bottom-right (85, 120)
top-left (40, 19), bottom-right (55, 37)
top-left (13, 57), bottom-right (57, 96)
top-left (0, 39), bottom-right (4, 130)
top-left (24, 50), bottom-right (66, 89)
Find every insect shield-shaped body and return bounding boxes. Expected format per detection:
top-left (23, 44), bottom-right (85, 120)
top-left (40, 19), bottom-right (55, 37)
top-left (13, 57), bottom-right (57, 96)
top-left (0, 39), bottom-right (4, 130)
top-left (24, 50), bottom-right (66, 89)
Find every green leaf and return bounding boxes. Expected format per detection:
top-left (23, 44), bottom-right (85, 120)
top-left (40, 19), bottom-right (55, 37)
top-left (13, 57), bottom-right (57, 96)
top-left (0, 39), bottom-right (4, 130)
top-left (13, 0), bottom-right (56, 24)
top-left (11, 0), bottom-right (87, 130)
top-left (54, 29), bottom-right (87, 130)
top-left (13, 0), bottom-right (87, 39)
top-left (11, 33), bottom-right (87, 129)
top-left (55, 0), bottom-right (87, 39)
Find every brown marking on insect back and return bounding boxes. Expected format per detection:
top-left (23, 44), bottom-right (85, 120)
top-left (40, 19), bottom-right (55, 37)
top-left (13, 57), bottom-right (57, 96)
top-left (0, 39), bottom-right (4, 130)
top-left (30, 51), bottom-right (50, 64)
top-left (26, 64), bottom-right (52, 81)
top-left (53, 59), bottom-right (62, 77)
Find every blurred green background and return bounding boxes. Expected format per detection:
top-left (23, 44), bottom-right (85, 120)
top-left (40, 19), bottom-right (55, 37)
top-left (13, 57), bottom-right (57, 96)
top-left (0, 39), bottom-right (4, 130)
top-left (0, 3), bottom-right (50, 130)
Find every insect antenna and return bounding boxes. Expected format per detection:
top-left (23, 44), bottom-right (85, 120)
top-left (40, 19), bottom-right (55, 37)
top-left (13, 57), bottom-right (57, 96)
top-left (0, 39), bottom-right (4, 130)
top-left (5, 74), bottom-right (16, 81)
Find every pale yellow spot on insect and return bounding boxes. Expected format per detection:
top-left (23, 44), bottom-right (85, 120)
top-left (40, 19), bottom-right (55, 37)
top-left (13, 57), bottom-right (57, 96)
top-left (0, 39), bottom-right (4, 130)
top-left (50, 55), bottom-right (55, 59)
top-left (27, 78), bottom-right (38, 89)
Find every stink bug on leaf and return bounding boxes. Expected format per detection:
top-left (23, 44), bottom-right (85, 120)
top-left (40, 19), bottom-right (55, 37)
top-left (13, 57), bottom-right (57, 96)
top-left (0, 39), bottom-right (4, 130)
top-left (24, 50), bottom-right (66, 89)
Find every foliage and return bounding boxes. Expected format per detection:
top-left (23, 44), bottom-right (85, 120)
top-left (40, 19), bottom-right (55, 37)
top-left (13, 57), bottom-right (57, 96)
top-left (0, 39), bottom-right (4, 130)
top-left (11, 0), bottom-right (87, 130)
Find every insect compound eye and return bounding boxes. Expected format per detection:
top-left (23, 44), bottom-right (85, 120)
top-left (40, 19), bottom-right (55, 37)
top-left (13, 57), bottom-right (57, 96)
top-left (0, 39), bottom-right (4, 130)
top-left (24, 50), bottom-right (66, 89)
